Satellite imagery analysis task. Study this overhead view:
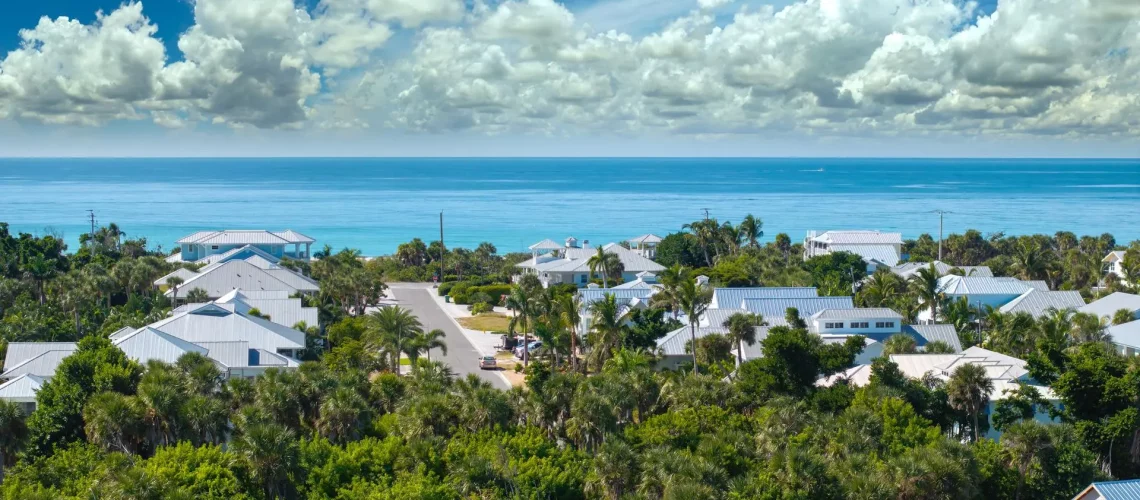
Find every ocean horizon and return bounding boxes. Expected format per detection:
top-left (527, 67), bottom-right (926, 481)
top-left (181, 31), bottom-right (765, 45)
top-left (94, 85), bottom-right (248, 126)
top-left (1, 157), bottom-right (1137, 256)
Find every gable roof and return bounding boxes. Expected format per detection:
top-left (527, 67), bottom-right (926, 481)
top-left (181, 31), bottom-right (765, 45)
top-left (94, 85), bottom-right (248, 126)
top-left (195, 341), bottom-right (252, 368)
top-left (2, 349), bottom-right (76, 378)
top-left (811, 231), bottom-right (903, 245)
top-left (113, 327), bottom-right (209, 365)
top-left (741, 297), bottom-right (855, 319)
top-left (937, 276), bottom-right (1040, 296)
top-left (3, 342), bottom-right (78, 372)
top-left (711, 287), bottom-right (818, 308)
top-left (811, 308), bottom-right (903, 320)
top-left (0, 374), bottom-right (47, 403)
top-left (148, 303), bottom-right (306, 351)
top-left (891, 261), bottom-right (994, 279)
top-left (178, 230), bottom-right (292, 246)
top-left (998, 289), bottom-right (1086, 317)
top-left (1104, 251), bottom-right (1127, 263)
top-left (273, 230), bottom-right (315, 244)
top-left (627, 234), bottom-right (663, 245)
top-left (169, 260), bottom-right (314, 298)
top-left (1080, 292), bottom-right (1140, 320)
top-left (1078, 479), bottom-right (1140, 500)
top-left (528, 239), bottom-right (562, 251)
top-left (902, 324), bottom-right (963, 352)
top-left (1107, 320), bottom-right (1140, 349)
top-left (828, 244), bottom-right (901, 266)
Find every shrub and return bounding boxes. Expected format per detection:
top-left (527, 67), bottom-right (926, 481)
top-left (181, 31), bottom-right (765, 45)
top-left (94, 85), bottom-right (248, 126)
top-left (449, 282), bottom-right (473, 304)
top-left (472, 284), bottom-right (512, 304)
top-left (438, 282), bottom-right (457, 297)
top-left (470, 302), bottom-right (493, 315)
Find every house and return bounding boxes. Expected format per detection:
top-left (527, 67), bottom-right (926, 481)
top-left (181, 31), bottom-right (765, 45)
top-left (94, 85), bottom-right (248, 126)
top-left (577, 286), bottom-right (658, 334)
top-left (1074, 479), bottom-right (1140, 500)
top-left (1, 289), bottom-right (311, 410)
top-left (158, 259), bottom-right (319, 299)
top-left (172, 229), bottom-right (315, 263)
top-left (174, 289), bottom-right (320, 329)
top-left (0, 374), bottom-right (46, 414)
top-left (891, 261), bottom-right (993, 279)
top-left (1104, 251), bottom-right (1128, 282)
top-left (710, 287), bottom-right (819, 308)
top-left (997, 289), bottom-right (1087, 318)
top-left (516, 237), bottom-right (665, 288)
top-left (1080, 292), bottom-right (1140, 323)
top-left (1106, 320), bottom-right (1140, 356)
top-left (626, 234), bottom-right (663, 259)
top-left (918, 275), bottom-right (1057, 321)
top-left (804, 230), bottom-right (904, 271)
top-left (819, 346), bottom-right (1057, 439)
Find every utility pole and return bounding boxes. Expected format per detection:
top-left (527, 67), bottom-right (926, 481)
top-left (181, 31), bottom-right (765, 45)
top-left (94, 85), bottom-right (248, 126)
top-left (87, 210), bottom-right (96, 244)
top-left (702, 208), bottom-right (710, 221)
top-left (439, 212), bottom-right (445, 284)
top-left (931, 210), bottom-right (951, 261)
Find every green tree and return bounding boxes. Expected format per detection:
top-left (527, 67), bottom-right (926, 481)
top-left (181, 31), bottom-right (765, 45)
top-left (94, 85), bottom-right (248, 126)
top-left (882, 334), bottom-right (918, 355)
top-left (0, 400), bottom-right (28, 482)
top-left (587, 293), bottom-right (629, 371)
top-left (676, 276), bottom-right (712, 375)
top-left (909, 263), bottom-right (943, 321)
top-left (723, 312), bottom-right (764, 368)
top-left (946, 363), bottom-right (993, 442)
top-left (738, 214), bottom-right (763, 249)
top-left (366, 305), bottom-right (423, 376)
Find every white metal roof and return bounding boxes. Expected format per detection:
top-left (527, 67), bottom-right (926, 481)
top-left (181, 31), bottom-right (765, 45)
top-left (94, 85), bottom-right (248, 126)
top-left (891, 261), bottom-right (994, 279)
top-left (273, 230), bottom-right (316, 244)
top-left (4, 342), bottom-right (78, 371)
top-left (741, 297), bottom-right (855, 318)
top-left (196, 341), bottom-right (251, 368)
top-left (216, 292), bottom-right (319, 329)
top-left (627, 234), bottom-right (663, 245)
top-left (168, 260), bottom-right (311, 298)
top-left (811, 231), bottom-right (903, 245)
top-left (711, 287), bottom-right (818, 308)
top-left (937, 276), bottom-right (1040, 296)
top-left (998, 289), bottom-right (1086, 317)
top-left (2, 349), bottom-right (75, 378)
top-left (147, 304), bottom-right (306, 351)
top-left (902, 324), bottom-right (963, 352)
top-left (657, 325), bottom-right (730, 356)
top-left (0, 374), bottom-right (47, 403)
top-left (699, 308), bottom-right (751, 328)
top-left (828, 244), bottom-right (902, 267)
top-left (1107, 320), bottom-right (1140, 349)
top-left (524, 243), bottom-right (665, 274)
top-left (153, 267), bottom-right (201, 287)
top-left (113, 327), bottom-right (209, 365)
top-left (1079, 292), bottom-right (1140, 320)
top-left (1104, 251), bottom-right (1126, 263)
top-left (811, 308), bottom-right (902, 320)
top-left (528, 239), bottom-right (563, 251)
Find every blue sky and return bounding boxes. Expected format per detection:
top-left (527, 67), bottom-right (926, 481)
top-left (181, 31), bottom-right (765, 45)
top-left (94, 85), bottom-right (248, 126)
top-left (0, 0), bottom-right (1133, 157)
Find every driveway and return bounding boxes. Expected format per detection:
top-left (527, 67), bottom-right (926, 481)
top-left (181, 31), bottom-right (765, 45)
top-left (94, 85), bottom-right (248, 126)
top-left (387, 283), bottom-right (510, 390)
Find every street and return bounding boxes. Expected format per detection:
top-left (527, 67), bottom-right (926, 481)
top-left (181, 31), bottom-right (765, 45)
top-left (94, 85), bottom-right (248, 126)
top-left (386, 283), bottom-right (510, 389)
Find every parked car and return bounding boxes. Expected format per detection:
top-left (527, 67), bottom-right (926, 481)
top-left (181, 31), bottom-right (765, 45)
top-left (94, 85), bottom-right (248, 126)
top-left (479, 356), bottom-right (497, 370)
top-left (514, 341), bottom-right (542, 359)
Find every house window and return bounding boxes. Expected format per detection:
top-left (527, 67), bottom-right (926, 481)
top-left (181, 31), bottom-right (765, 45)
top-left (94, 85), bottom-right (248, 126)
top-left (211, 245), bottom-right (219, 250)
top-left (580, 274), bottom-right (588, 284)
top-left (875, 321), bottom-right (895, 328)
top-left (851, 322), bottom-right (869, 328)
top-left (825, 322), bottom-right (844, 329)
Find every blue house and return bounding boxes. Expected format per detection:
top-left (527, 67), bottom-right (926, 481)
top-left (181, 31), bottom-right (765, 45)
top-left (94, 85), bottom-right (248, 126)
top-left (174, 230), bottom-right (315, 263)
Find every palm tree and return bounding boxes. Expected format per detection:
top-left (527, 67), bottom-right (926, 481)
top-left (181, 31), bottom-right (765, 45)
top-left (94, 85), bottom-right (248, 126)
top-left (233, 422), bottom-right (299, 499)
top-left (505, 284), bottom-right (535, 367)
top-left (137, 363), bottom-right (184, 447)
top-left (0, 400), bottom-right (28, 482)
top-left (1011, 238), bottom-right (1051, 281)
top-left (909, 264), bottom-right (942, 323)
top-left (166, 275), bottom-right (184, 307)
top-left (860, 269), bottom-right (903, 308)
top-left (947, 363), bottom-right (994, 442)
top-left (181, 395), bottom-right (228, 446)
top-left (723, 312), bottom-right (764, 368)
top-left (557, 293), bottom-right (583, 371)
top-left (588, 293), bottom-right (629, 371)
top-left (316, 386), bottom-right (369, 444)
top-left (1002, 421), bottom-right (1054, 500)
top-left (683, 219), bottom-right (718, 266)
top-left (587, 248), bottom-right (624, 287)
top-left (418, 329), bottom-right (447, 362)
top-left (739, 214), bottom-right (763, 249)
top-left (720, 221), bottom-right (742, 255)
top-left (883, 334), bottom-right (918, 355)
top-left (585, 439), bottom-right (637, 500)
top-left (83, 392), bottom-right (145, 454)
top-left (650, 264), bottom-right (688, 319)
top-left (367, 306), bottom-right (423, 376)
top-left (677, 276), bottom-right (713, 375)
top-left (186, 288), bottom-right (210, 302)
top-left (1112, 308), bottom-right (1136, 326)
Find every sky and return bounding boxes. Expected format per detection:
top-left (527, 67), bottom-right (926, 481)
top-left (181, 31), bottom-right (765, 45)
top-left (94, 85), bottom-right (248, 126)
top-left (0, 0), bottom-right (1137, 157)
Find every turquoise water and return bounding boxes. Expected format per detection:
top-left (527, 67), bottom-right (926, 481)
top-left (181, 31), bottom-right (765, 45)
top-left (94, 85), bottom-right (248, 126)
top-left (0, 158), bottom-right (1137, 255)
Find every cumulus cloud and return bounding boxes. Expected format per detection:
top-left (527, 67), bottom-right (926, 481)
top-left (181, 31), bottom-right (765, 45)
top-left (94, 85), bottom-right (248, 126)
top-left (0, 0), bottom-right (1137, 141)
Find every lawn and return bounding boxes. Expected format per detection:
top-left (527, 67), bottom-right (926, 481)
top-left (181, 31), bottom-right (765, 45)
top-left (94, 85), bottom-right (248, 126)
top-left (458, 313), bottom-right (511, 332)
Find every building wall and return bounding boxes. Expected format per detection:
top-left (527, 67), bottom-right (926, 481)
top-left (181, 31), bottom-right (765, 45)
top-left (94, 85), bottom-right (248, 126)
top-left (812, 318), bottom-right (901, 336)
top-left (180, 243), bottom-right (287, 261)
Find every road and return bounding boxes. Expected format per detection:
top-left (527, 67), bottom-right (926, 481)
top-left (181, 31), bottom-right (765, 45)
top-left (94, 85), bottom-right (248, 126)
top-left (387, 283), bottom-right (510, 389)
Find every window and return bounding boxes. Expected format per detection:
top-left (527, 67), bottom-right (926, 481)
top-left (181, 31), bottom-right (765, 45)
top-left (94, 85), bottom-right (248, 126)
top-left (875, 321), bottom-right (896, 328)
top-left (824, 322), bottom-right (844, 329)
top-left (851, 322), bottom-right (869, 328)
top-left (580, 274), bottom-right (588, 284)
top-left (211, 245), bottom-right (219, 250)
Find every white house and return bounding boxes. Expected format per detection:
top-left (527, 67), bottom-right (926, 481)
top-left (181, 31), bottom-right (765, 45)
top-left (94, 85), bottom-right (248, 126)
top-left (819, 346), bottom-right (1057, 439)
top-left (173, 289), bottom-right (320, 330)
top-left (1106, 319), bottom-right (1140, 356)
top-left (0, 374), bottom-right (46, 414)
top-left (172, 229), bottom-right (315, 263)
top-left (804, 230), bottom-right (904, 271)
top-left (918, 275), bottom-right (1071, 321)
top-left (1080, 292), bottom-right (1140, 323)
top-left (626, 234), bottom-right (663, 259)
top-left (891, 261), bottom-right (994, 279)
top-left (516, 237), bottom-right (665, 288)
top-left (158, 258), bottom-right (319, 300)
top-left (1104, 251), bottom-right (1128, 282)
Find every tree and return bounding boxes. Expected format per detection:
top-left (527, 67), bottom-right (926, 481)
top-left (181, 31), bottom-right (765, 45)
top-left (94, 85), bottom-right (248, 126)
top-left (165, 276), bottom-right (184, 308)
top-left (185, 288), bottom-right (209, 302)
top-left (946, 363), bottom-right (993, 442)
top-left (676, 276), bottom-right (712, 375)
top-left (416, 328), bottom-right (447, 363)
top-left (505, 284), bottom-right (535, 367)
top-left (0, 400), bottom-right (28, 482)
top-left (83, 392), bottom-right (144, 454)
top-left (909, 263), bottom-right (942, 322)
top-left (883, 334), bottom-right (918, 355)
top-left (723, 312), bottom-right (764, 368)
top-left (587, 293), bottom-right (629, 371)
top-left (1011, 237), bottom-right (1052, 281)
top-left (654, 233), bottom-right (701, 268)
top-left (366, 306), bottom-right (423, 376)
top-left (738, 214), bottom-right (763, 249)
top-left (803, 251), bottom-right (866, 296)
top-left (587, 248), bottom-right (623, 288)
top-left (233, 422), bottom-right (299, 499)
top-left (923, 340), bottom-right (956, 354)
top-left (557, 293), bottom-right (583, 371)
top-left (1112, 308), bottom-right (1135, 325)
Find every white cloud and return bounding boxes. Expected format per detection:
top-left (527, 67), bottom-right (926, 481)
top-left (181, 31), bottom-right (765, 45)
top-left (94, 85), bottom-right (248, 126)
top-left (0, 0), bottom-right (1137, 143)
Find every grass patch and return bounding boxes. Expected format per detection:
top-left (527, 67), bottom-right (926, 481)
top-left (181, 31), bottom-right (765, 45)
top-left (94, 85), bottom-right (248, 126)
top-left (458, 313), bottom-right (511, 332)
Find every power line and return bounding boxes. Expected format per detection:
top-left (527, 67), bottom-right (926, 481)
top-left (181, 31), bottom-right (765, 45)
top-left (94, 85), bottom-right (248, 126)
top-left (930, 210), bottom-right (953, 261)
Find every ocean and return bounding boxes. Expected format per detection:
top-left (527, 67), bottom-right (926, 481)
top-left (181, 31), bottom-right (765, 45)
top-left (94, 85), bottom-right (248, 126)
top-left (0, 158), bottom-right (1137, 256)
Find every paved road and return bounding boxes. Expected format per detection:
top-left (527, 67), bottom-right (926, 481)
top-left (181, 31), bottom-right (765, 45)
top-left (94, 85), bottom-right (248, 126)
top-left (387, 283), bottom-right (510, 389)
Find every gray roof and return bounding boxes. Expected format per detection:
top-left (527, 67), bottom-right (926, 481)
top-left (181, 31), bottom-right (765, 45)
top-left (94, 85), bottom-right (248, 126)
top-left (1107, 320), bottom-right (1140, 349)
top-left (579, 288), bottom-right (655, 308)
top-left (194, 244), bottom-right (282, 266)
top-left (521, 244), bottom-right (665, 274)
top-left (273, 230), bottom-right (315, 244)
top-left (169, 260), bottom-right (314, 298)
top-left (937, 276), bottom-right (1040, 296)
top-left (892, 261), bottom-right (993, 278)
top-left (2, 349), bottom-right (75, 378)
top-left (657, 326), bottom-right (729, 356)
top-left (154, 267), bottom-right (201, 287)
top-left (147, 303), bottom-right (306, 351)
top-left (1079, 292), bottom-right (1140, 320)
top-left (177, 230), bottom-right (291, 246)
top-left (811, 231), bottom-right (903, 245)
top-left (811, 308), bottom-right (902, 320)
top-left (113, 327), bottom-right (209, 365)
top-left (829, 244), bottom-right (901, 266)
top-left (1088, 479), bottom-right (1140, 500)
top-left (627, 234), bottom-right (663, 245)
top-left (741, 297), bottom-right (855, 319)
top-left (998, 290), bottom-right (1086, 317)
top-left (0, 374), bottom-right (47, 402)
top-left (4, 342), bottom-right (77, 371)
top-left (216, 292), bottom-right (319, 329)
top-left (529, 239), bottom-right (563, 251)
top-left (700, 308), bottom-right (751, 328)
top-left (902, 324), bottom-right (963, 352)
top-left (196, 341), bottom-right (252, 368)
top-left (711, 287), bottom-right (818, 308)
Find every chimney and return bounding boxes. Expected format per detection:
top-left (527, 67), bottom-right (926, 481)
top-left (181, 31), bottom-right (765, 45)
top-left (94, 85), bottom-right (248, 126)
top-left (582, 239), bottom-right (590, 248)
top-left (565, 237), bottom-right (578, 248)
top-left (696, 275), bottom-right (709, 286)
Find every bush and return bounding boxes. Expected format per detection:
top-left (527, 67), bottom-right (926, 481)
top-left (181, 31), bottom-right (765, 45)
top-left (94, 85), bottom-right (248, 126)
top-left (473, 284), bottom-right (512, 304)
top-left (452, 283), bottom-right (513, 305)
top-left (470, 302), bottom-right (493, 314)
top-left (449, 282), bottom-right (473, 304)
top-left (438, 282), bottom-right (457, 297)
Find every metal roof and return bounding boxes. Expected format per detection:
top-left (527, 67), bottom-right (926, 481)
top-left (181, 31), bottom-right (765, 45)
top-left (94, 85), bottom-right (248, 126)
top-left (147, 304), bottom-right (306, 351)
top-left (0, 374), bottom-right (47, 403)
top-left (108, 326), bottom-right (139, 341)
top-left (711, 287), bottom-right (818, 308)
top-left (216, 292), bottom-right (319, 329)
top-left (1089, 479), bottom-right (1140, 500)
top-left (1079, 292), bottom-right (1140, 320)
top-left (1107, 320), bottom-right (1140, 349)
top-left (700, 308), bottom-right (751, 328)
top-left (937, 276), bottom-right (1039, 296)
top-left (153, 267), bottom-right (201, 287)
top-left (528, 239), bottom-right (562, 250)
top-left (579, 288), bottom-right (655, 308)
top-left (811, 308), bottom-right (902, 320)
top-left (113, 327), bottom-right (209, 365)
top-left (2, 350), bottom-right (75, 378)
top-left (828, 244), bottom-right (901, 266)
top-left (195, 341), bottom-right (251, 368)
top-left (523, 244), bottom-right (665, 274)
top-left (657, 325), bottom-right (730, 356)
top-left (902, 324), bottom-right (963, 352)
top-left (273, 230), bottom-right (315, 244)
top-left (998, 290), bottom-right (1086, 318)
top-left (627, 234), bottom-right (663, 245)
top-left (168, 260), bottom-right (311, 298)
top-left (197, 230), bottom-right (291, 245)
top-left (741, 297), bottom-right (855, 319)
top-left (4, 342), bottom-right (77, 371)
top-left (891, 261), bottom-right (993, 278)
top-left (1104, 251), bottom-right (1126, 263)
top-left (811, 231), bottom-right (903, 245)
